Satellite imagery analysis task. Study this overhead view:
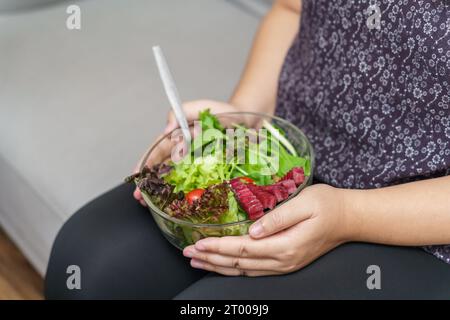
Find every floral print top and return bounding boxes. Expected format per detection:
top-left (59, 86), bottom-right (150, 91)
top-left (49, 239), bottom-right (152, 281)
top-left (275, 0), bottom-right (450, 263)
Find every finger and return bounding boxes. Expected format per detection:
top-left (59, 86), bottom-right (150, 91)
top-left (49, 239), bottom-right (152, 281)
top-left (164, 102), bottom-right (210, 134)
top-left (133, 186), bottom-right (146, 205)
top-left (190, 259), bottom-right (282, 277)
top-left (249, 198), bottom-right (312, 239)
top-left (133, 133), bottom-right (167, 174)
top-left (194, 235), bottom-right (284, 258)
top-left (133, 188), bottom-right (142, 200)
top-left (133, 188), bottom-right (147, 206)
top-left (141, 133), bottom-right (173, 167)
top-left (184, 247), bottom-right (280, 271)
top-left (135, 190), bottom-right (147, 206)
top-left (164, 111), bottom-right (177, 134)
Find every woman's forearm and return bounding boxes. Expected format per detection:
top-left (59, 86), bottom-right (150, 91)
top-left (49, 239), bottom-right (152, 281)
top-left (343, 175), bottom-right (450, 246)
top-left (230, 0), bottom-right (301, 114)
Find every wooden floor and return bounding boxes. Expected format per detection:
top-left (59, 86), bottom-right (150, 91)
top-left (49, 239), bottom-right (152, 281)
top-left (0, 228), bottom-right (44, 300)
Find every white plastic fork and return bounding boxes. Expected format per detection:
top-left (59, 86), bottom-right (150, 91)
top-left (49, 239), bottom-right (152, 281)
top-left (152, 46), bottom-right (192, 145)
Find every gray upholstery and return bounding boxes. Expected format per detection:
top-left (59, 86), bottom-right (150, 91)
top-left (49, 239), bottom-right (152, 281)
top-left (0, 0), bottom-right (269, 274)
top-left (0, 0), bottom-right (63, 12)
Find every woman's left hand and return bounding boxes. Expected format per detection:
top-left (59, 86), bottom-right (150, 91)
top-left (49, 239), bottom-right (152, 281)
top-left (183, 184), bottom-right (352, 276)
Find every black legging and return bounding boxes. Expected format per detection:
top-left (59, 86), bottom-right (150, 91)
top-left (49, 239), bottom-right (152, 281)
top-left (45, 183), bottom-right (450, 299)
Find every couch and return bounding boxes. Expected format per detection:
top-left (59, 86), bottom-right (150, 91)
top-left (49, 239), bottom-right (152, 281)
top-left (0, 0), bottom-right (270, 274)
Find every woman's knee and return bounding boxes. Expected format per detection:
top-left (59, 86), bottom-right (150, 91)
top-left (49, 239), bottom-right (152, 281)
top-left (45, 183), bottom-right (203, 299)
top-left (44, 184), bottom-right (149, 299)
top-left (45, 208), bottom-right (96, 299)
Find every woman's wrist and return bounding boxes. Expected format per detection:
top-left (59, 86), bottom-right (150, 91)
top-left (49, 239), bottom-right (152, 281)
top-left (338, 188), bottom-right (364, 243)
top-left (298, 185), bottom-right (359, 245)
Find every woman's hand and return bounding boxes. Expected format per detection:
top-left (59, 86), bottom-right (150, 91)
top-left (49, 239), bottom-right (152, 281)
top-left (162, 99), bottom-right (247, 135)
top-left (183, 184), bottom-right (352, 276)
top-left (133, 99), bottom-right (247, 206)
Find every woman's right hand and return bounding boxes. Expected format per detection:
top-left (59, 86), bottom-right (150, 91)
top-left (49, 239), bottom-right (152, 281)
top-left (133, 99), bottom-right (247, 206)
top-left (163, 99), bottom-right (247, 134)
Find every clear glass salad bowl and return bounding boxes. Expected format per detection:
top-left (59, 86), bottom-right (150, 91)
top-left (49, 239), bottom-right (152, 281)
top-left (137, 112), bottom-right (315, 250)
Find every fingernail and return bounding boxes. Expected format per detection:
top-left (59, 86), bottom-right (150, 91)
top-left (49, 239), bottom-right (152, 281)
top-left (191, 259), bottom-right (204, 268)
top-left (183, 248), bottom-right (195, 258)
top-left (195, 241), bottom-right (206, 251)
top-left (250, 222), bottom-right (263, 237)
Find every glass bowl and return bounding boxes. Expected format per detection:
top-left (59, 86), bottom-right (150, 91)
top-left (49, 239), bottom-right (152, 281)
top-left (137, 112), bottom-right (315, 250)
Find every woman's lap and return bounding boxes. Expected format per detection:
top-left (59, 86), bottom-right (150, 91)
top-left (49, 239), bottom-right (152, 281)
top-left (176, 243), bottom-right (450, 299)
top-left (45, 183), bottom-right (206, 299)
top-left (45, 183), bottom-right (450, 299)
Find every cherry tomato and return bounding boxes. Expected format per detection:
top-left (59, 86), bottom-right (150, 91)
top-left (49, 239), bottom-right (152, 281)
top-left (186, 189), bottom-right (205, 205)
top-left (239, 177), bottom-right (254, 184)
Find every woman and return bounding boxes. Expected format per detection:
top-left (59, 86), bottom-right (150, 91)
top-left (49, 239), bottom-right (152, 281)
top-left (46, 0), bottom-right (450, 299)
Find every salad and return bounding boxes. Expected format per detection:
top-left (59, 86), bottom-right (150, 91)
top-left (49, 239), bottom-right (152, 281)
top-left (126, 110), bottom-right (311, 226)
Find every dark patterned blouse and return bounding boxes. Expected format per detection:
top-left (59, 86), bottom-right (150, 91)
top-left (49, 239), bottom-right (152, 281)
top-left (275, 0), bottom-right (450, 263)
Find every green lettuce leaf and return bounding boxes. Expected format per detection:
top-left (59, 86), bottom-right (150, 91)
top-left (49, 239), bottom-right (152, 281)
top-left (199, 109), bottom-right (224, 131)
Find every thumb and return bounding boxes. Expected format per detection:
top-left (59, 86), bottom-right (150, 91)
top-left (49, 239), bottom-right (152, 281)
top-left (249, 199), bottom-right (311, 239)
